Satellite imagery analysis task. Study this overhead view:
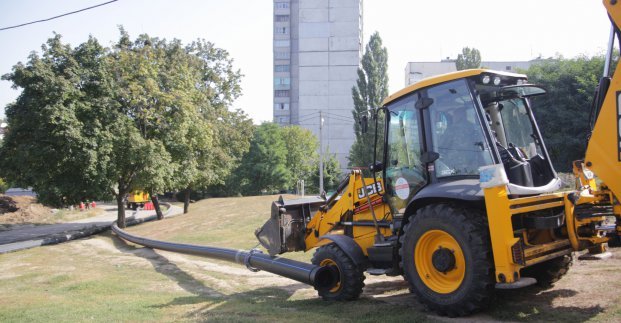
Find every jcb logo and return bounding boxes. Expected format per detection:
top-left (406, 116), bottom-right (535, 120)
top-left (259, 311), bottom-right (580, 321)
top-left (357, 182), bottom-right (383, 199)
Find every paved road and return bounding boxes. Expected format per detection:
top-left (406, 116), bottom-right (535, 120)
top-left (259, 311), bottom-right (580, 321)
top-left (0, 203), bottom-right (183, 253)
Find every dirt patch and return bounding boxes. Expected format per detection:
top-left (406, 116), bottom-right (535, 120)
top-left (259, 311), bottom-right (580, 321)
top-left (0, 195), bottom-right (104, 231)
top-left (0, 195), bottom-right (51, 224)
top-left (0, 196), bottom-right (18, 213)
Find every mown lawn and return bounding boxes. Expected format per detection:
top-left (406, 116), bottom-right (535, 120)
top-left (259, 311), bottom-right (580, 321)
top-left (1, 194), bottom-right (620, 322)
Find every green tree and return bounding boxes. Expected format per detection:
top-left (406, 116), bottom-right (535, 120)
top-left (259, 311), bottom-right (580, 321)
top-left (281, 125), bottom-right (319, 189)
top-left (0, 35), bottom-right (116, 207)
top-left (236, 123), bottom-right (291, 195)
top-left (309, 150), bottom-right (342, 194)
top-left (349, 32), bottom-right (389, 169)
top-left (107, 31), bottom-right (181, 223)
top-left (211, 124), bottom-right (320, 197)
top-left (0, 31), bottom-right (247, 227)
top-left (0, 119), bottom-right (6, 192)
top-left (456, 47), bottom-right (481, 70)
top-left (157, 38), bottom-right (248, 213)
top-left (108, 31), bottom-right (248, 220)
top-left (526, 55), bottom-right (606, 171)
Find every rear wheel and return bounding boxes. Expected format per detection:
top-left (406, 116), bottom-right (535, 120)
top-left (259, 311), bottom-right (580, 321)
top-left (311, 243), bottom-right (365, 301)
top-left (400, 204), bottom-right (494, 317)
top-left (521, 254), bottom-right (572, 287)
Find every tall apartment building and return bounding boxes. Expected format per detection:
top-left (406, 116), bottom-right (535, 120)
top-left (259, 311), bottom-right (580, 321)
top-left (273, 0), bottom-right (363, 169)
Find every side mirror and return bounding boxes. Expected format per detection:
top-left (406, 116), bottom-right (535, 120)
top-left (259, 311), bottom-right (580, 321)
top-left (360, 115), bottom-right (368, 133)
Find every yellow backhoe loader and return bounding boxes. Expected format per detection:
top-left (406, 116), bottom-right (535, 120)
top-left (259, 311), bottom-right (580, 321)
top-left (256, 0), bottom-right (621, 316)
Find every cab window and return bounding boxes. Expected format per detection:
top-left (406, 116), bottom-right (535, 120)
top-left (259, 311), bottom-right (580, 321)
top-left (385, 96), bottom-right (426, 214)
top-left (427, 80), bottom-right (493, 177)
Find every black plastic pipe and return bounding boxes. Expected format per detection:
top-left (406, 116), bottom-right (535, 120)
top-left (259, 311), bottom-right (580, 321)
top-left (111, 223), bottom-right (338, 291)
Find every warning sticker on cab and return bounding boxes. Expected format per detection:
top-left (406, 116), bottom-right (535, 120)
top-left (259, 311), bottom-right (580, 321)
top-left (395, 177), bottom-right (410, 200)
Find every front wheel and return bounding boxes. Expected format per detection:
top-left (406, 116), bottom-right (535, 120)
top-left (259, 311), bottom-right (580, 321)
top-left (311, 243), bottom-right (365, 301)
top-left (400, 204), bottom-right (494, 317)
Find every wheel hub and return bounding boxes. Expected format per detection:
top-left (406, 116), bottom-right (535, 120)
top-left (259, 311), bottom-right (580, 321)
top-left (414, 230), bottom-right (466, 293)
top-left (431, 247), bottom-right (456, 273)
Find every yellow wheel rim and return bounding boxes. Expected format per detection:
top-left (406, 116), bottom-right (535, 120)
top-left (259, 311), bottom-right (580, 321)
top-left (320, 259), bottom-right (341, 293)
top-left (414, 229), bottom-right (466, 294)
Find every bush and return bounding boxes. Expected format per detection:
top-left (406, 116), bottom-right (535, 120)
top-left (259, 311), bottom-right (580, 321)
top-left (0, 178), bottom-right (8, 194)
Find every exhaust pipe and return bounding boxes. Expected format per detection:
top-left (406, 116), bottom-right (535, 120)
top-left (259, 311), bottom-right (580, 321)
top-left (111, 223), bottom-right (338, 291)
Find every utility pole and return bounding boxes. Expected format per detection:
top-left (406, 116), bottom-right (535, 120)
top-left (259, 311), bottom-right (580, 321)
top-left (319, 110), bottom-right (324, 195)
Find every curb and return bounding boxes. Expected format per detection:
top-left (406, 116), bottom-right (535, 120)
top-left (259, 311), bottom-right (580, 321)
top-left (0, 202), bottom-right (180, 254)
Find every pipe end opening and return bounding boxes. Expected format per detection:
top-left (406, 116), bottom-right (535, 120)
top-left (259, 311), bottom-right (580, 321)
top-left (313, 265), bottom-right (340, 291)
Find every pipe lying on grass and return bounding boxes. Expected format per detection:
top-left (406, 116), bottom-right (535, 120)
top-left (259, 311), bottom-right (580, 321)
top-left (111, 223), bottom-right (338, 291)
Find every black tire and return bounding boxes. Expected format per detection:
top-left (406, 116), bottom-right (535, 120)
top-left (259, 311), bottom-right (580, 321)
top-left (399, 204), bottom-right (495, 317)
top-left (311, 243), bottom-right (365, 301)
top-left (608, 235), bottom-right (621, 248)
top-left (521, 254), bottom-right (572, 287)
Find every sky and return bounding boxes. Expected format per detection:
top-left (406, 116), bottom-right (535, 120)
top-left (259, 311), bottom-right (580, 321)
top-left (0, 0), bottom-right (612, 123)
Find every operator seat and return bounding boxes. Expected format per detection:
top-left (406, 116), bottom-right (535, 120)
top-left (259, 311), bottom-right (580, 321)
top-left (437, 108), bottom-right (486, 175)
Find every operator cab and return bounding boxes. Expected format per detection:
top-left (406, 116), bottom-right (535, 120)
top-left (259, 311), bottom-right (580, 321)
top-left (379, 69), bottom-right (559, 214)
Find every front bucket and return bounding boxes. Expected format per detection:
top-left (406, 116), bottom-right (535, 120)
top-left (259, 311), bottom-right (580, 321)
top-left (255, 195), bottom-right (324, 256)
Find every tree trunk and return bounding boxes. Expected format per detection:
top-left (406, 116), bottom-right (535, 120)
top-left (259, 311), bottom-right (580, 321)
top-left (152, 194), bottom-right (163, 220)
top-left (116, 193), bottom-right (126, 228)
top-left (184, 188), bottom-right (191, 214)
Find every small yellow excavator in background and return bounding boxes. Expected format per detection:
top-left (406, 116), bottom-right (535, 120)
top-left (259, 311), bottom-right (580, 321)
top-left (126, 190), bottom-right (150, 210)
top-left (256, 0), bottom-right (621, 316)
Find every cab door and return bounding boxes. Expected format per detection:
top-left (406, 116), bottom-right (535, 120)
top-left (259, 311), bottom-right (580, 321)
top-left (383, 94), bottom-right (427, 215)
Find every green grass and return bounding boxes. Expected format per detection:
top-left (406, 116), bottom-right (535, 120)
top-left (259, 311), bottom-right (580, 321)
top-left (0, 247), bottom-right (184, 322)
top-left (1, 194), bottom-right (621, 322)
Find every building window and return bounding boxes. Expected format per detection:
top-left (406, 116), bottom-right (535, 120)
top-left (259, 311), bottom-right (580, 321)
top-left (275, 51), bottom-right (290, 59)
top-left (275, 2), bottom-right (289, 9)
top-left (274, 103), bottom-right (290, 110)
top-left (274, 40), bottom-right (290, 47)
top-left (274, 77), bottom-right (291, 85)
top-left (275, 65), bottom-right (290, 72)
top-left (274, 26), bottom-right (288, 34)
top-left (506, 65), bottom-right (512, 70)
top-left (275, 15), bottom-right (289, 22)
top-left (275, 90), bottom-right (289, 97)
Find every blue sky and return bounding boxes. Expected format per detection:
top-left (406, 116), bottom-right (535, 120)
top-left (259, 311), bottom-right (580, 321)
top-left (0, 0), bottom-right (611, 123)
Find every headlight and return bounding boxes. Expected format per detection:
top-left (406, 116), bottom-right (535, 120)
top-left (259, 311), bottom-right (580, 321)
top-left (482, 75), bottom-right (490, 84)
top-left (493, 76), bottom-right (501, 86)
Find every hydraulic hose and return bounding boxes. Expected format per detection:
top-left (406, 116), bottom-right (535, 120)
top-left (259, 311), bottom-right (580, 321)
top-left (111, 223), bottom-right (338, 291)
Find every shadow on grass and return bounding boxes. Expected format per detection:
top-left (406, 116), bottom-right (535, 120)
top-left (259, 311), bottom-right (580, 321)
top-left (178, 286), bottom-right (429, 322)
top-left (490, 286), bottom-right (604, 322)
top-left (110, 233), bottom-right (222, 298)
